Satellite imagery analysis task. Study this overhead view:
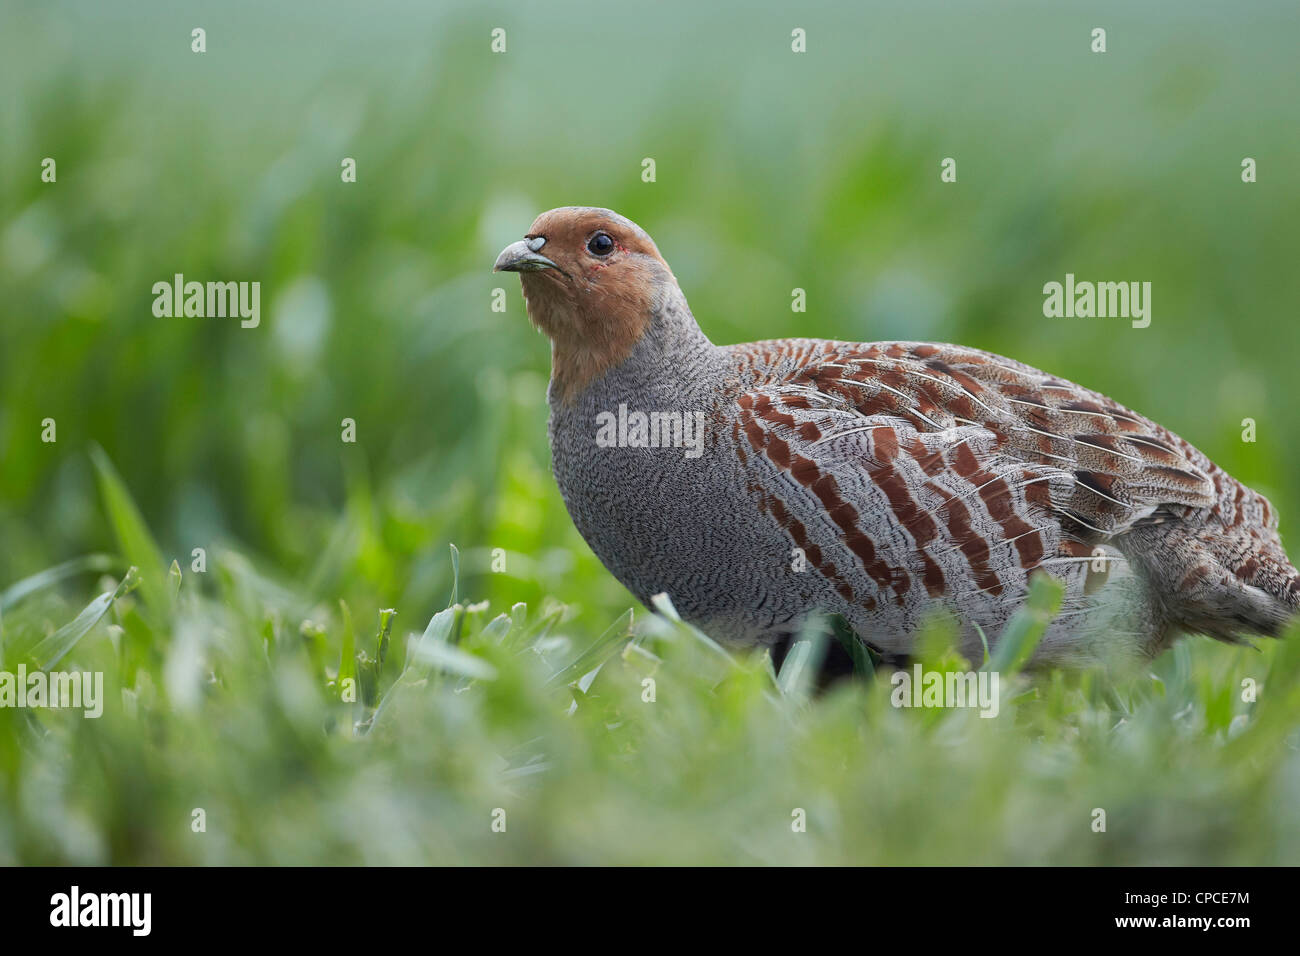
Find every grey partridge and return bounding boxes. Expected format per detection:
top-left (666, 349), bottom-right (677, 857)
top-left (494, 207), bottom-right (1299, 667)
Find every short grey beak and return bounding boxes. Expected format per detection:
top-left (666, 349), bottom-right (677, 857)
top-left (494, 238), bottom-right (558, 273)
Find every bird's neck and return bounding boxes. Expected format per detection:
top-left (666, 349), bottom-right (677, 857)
top-left (548, 289), bottom-right (726, 410)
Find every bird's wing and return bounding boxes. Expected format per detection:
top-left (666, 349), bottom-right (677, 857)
top-left (727, 339), bottom-right (1215, 631)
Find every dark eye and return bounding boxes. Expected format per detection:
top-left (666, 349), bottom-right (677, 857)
top-left (587, 232), bottom-right (615, 256)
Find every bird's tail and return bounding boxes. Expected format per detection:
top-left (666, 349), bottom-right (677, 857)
top-left (1129, 514), bottom-right (1300, 644)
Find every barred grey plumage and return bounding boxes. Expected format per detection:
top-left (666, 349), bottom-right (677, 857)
top-left (496, 207), bottom-right (1298, 667)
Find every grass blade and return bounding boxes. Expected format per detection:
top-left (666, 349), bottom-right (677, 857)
top-left (546, 608), bottom-right (634, 688)
top-left (337, 599), bottom-right (357, 693)
top-left (0, 553), bottom-right (118, 612)
top-left (983, 574), bottom-right (1064, 675)
top-left (447, 543), bottom-right (460, 607)
top-left (90, 445), bottom-right (169, 615)
top-left (409, 639), bottom-right (497, 680)
top-left (30, 567), bottom-right (140, 670)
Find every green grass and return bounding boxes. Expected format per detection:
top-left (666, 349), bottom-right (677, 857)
top-left (1, 448), bottom-right (1299, 865)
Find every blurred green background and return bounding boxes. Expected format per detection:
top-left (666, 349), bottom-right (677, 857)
top-left (2, 0), bottom-right (1300, 865)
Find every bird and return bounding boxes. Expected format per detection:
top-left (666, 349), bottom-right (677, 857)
top-left (494, 206), bottom-right (1299, 668)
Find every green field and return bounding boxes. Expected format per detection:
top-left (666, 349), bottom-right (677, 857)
top-left (2, 0), bottom-right (1299, 864)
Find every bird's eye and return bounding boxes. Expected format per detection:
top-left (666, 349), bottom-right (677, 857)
top-left (587, 232), bottom-right (615, 256)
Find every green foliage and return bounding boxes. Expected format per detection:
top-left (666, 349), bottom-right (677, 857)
top-left (0, 454), bottom-right (1298, 864)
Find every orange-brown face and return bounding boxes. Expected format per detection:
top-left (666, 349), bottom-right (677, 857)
top-left (494, 207), bottom-right (676, 401)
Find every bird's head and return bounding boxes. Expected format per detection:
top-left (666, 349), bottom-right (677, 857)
top-left (494, 206), bottom-right (678, 400)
